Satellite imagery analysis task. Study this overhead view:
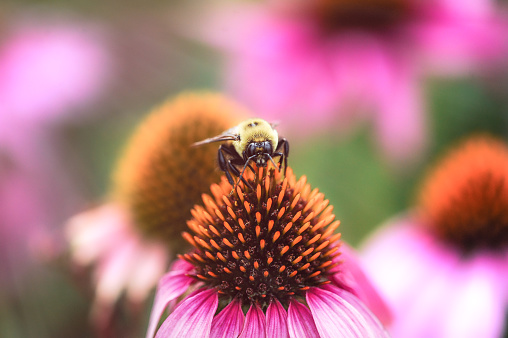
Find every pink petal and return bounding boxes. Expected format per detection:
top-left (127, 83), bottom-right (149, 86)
top-left (239, 303), bottom-right (266, 338)
top-left (210, 298), bottom-right (245, 338)
top-left (146, 261), bottom-right (195, 338)
top-left (266, 299), bottom-right (289, 338)
top-left (155, 288), bottom-right (218, 338)
top-left (287, 299), bottom-right (320, 338)
top-left (331, 243), bottom-right (392, 326)
top-left (306, 287), bottom-right (389, 338)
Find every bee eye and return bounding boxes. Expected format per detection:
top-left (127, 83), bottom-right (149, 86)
top-left (247, 143), bottom-right (257, 157)
top-left (263, 142), bottom-right (272, 154)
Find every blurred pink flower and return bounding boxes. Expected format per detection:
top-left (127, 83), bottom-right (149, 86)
top-left (361, 136), bottom-right (508, 337)
top-left (147, 167), bottom-right (391, 337)
top-left (66, 204), bottom-right (168, 322)
top-left (199, 0), bottom-right (508, 162)
top-left (0, 20), bottom-right (111, 286)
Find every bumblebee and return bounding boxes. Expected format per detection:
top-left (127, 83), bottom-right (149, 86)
top-left (193, 118), bottom-right (289, 189)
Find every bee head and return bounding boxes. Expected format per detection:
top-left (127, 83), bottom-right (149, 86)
top-left (245, 141), bottom-right (273, 167)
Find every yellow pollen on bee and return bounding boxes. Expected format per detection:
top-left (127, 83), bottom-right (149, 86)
top-left (244, 201), bottom-right (251, 213)
top-left (244, 250), bottom-right (251, 259)
top-left (272, 231), bottom-right (281, 243)
top-left (256, 225), bottom-right (261, 238)
top-left (260, 239), bottom-right (266, 250)
top-left (232, 251), bottom-right (241, 260)
top-left (280, 246), bottom-right (290, 255)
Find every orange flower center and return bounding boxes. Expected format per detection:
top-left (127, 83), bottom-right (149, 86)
top-left (180, 167), bottom-right (342, 308)
top-left (419, 136), bottom-right (508, 254)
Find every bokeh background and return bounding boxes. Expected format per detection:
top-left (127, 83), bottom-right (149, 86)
top-left (1, 0), bottom-right (507, 337)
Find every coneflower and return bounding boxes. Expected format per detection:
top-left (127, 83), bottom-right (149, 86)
top-left (147, 166), bottom-right (390, 337)
top-left (362, 135), bottom-right (508, 338)
top-left (66, 92), bottom-right (246, 319)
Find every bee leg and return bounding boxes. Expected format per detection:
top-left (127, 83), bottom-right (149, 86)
top-left (275, 138), bottom-right (289, 175)
top-left (229, 159), bottom-right (254, 191)
top-left (218, 146), bottom-right (235, 186)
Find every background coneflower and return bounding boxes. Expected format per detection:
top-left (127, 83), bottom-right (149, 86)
top-left (66, 92), bottom-right (246, 329)
top-left (361, 135), bottom-right (508, 338)
top-left (147, 166), bottom-right (390, 337)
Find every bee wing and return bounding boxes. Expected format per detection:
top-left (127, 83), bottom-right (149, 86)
top-left (269, 121), bottom-right (280, 130)
top-left (192, 127), bottom-right (240, 146)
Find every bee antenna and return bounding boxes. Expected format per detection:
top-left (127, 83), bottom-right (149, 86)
top-left (267, 154), bottom-right (278, 171)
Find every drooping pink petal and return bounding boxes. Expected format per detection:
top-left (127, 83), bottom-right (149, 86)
top-left (306, 287), bottom-right (389, 338)
top-left (330, 243), bottom-right (392, 326)
top-left (266, 299), bottom-right (289, 338)
top-left (210, 298), bottom-right (245, 338)
top-left (155, 288), bottom-right (218, 338)
top-left (125, 243), bottom-right (169, 303)
top-left (287, 299), bottom-right (320, 338)
top-left (146, 261), bottom-right (195, 338)
top-left (239, 303), bottom-right (266, 338)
